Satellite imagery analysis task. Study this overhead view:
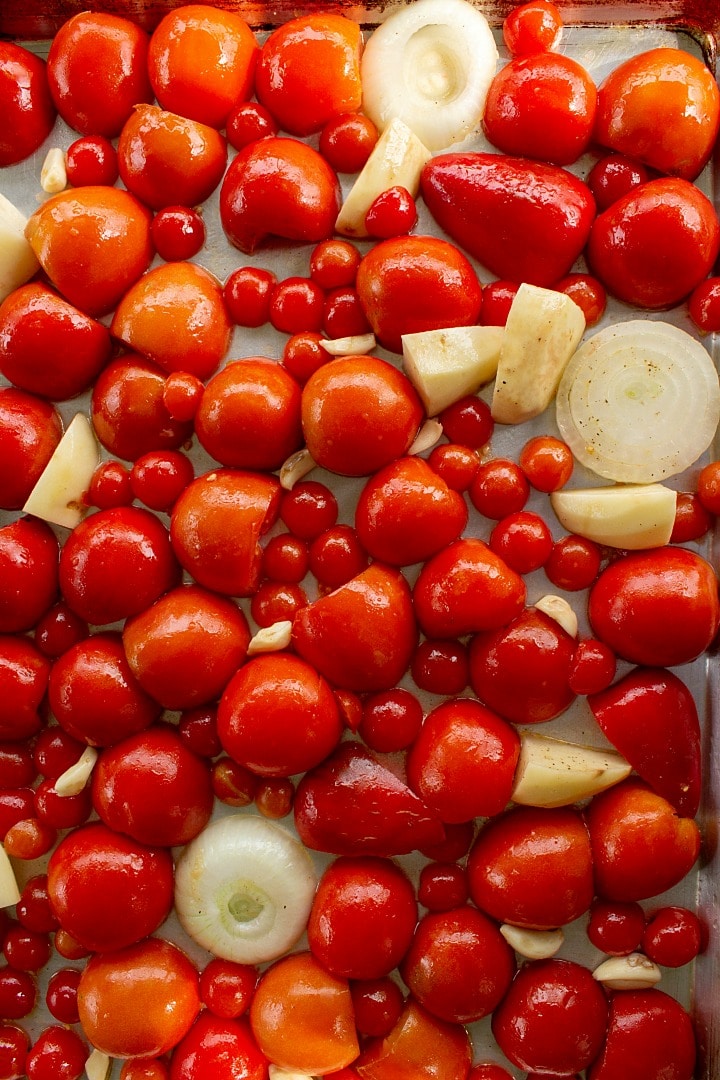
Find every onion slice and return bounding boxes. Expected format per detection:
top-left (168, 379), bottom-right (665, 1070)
top-left (555, 320), bottom-right (720, 483)
top-left (360, 0), bottom-right (498, 152)
top-left (174, 814), bottom-right (317, 964)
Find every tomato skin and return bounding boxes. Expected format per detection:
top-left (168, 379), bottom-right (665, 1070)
top-left (491, 958), bottom-right (609, 1075)
top-left (483, 53), bottom-right (597, 165)
top-left (413, 538), bottom-right (526, 640)
top-left (467, 805), bottom-right (594, 929)
top-left (588, 546), bottom-right (720, 666)
top-left (255, 13), bottom-right (362, 136)
top-left (594, 46), bottom-right (720, 181)
top-left (169, 1012), bottom-right (268, 1080)
top-left (406, 698), bottom-right (520, 823)
top-left (401, 906), bottom-right (515, 1024)
top-left (307, 856), bottom-right (417, 980)
top-left (354, 999), bottom-right (472, 1080)
top-left (0, 636), bottom-right (50, 742)
top-left (0, 42), bottom-right (56, 166)
top-left (587, 177), bottom-right (720, 308)
top-left (356, 235), bottom-right (482, 353)
top-left (421, 153), bottom-right (596, 287)
top-left (0, 388), bottom-right (62, 511)
top-left (587, 988), bottom-right (696, 1080)
top-left (47, 11), bottom-right (152, 136)
top-left (47, 823), bottom-right (174, 953)
top-left (0, 517), bottom-right (58, 634)
top-left (218, 653), bottom-right (343, 778)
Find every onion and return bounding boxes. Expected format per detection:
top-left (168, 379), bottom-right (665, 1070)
top-left (555, 320), bottom-right (720, 483)
top-left (360, 0), bottom-right (498, 152)
top-left (174, 814), bottom-right (317, 964)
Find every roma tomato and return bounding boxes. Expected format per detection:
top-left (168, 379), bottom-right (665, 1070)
top-left (0, 388), bottom-right (62, 510)
top-left (356, 235), bottom-right (482, 353)
top-left (594, 46), bottom-right (720, 180)
top-left (47, 823), bottom-right (174, 953)
top-left (406, 698), bottom-right (520, 823)
top-left (0, 636), bottom-right (49, 741)
top-left (588, 545), bottom-right (720, 666)
top-left (170, 1012), bottom-right (268, 1080)
top-left (255, 13), bottom-right (362, 135)
top-left (483, 52), bottom-right (597, 165)
top-left (401, 906), bottom-right (515, 1024)
top-left (218, 653), bottom-right (343, 777)
top-left (354, 999), bottom-right (472, 1080)
top-left (586, 177), bottom-right (720, 309)
top-left (0, 517), bottom-right (58, 634)
top-left (0, 42), bottom-right (56, 166)
top-left (307, 856), bottom-right (417, 980)
top-left (588, 988), bottom-right (696, 1080)
top-left (467, 805), bottom-right (594, 928)
top-left (46, 11), bottom-right (152, 136)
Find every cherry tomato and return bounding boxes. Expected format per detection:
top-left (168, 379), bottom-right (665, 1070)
top-left (282, 331), bottom-right (328, 384)
top-left (503, 0), bottom-right (563, 55)
top-left (426, 443), bottom-right (481, 491)
top-left (0, 42), bottom-right (56, 166)
top-left (25, 1025), bottom-right (88, 1080)
top-left (417, 862), bottom-right (469, 912)
top-left (308, 525), bottom-right (369, 588)
top-left (46, 967), bottom-right (82, 1024)
top-left (322, 286), bottom-right (372, 339)
top-left (479, 280), bottom-right (520, 327)
top-left (469, 458), bottom-right (530, 519)
top-left (410, 639), bottom-right (470, 697)
top-left (554, 272), bottom-right (608, 325)
top-left (519, 434), bottom-right (574, 492)
top-left (641, 905), bottom-right (704, 968)
top-left (0, 1022), bottom-right (29, 1079)
top-left (310, 239), bottom-right (362, 288)
top-left (567, 637), bottom-right (616, 695)
top-left (91, 355), bottom-right (192, 461)
top-left (588, 989), bottom-right (696, 1080)
top-left (34, 601), bottom-right (88, 659)
top-left (0, 635), bottom-right (50, 741)
top-left (64, 135), bottom-right (119, 186)
top-left (440, 395), bottom-right (494, 450)
top-left (254, 776), bottom-right (295, 819)
top-left (269, 276), bottom-right (325, 335)
top-left (223, 267), bottom-right (277, 328)
top-left (169, 1012), bottom-right (268, 1080)
top-left (350, 978), bottom-right (404, 1039)
top-left (250, 581), bottom-right (307, 627)
top-left (0, 388), bottom-right (62, 510)
top-left (226, 101), bottom-right (278, 149)
top-left (0, 744), bottom-right (36, 789)
top-left (129, 450), bottom-right (195, 512)
top-left (358, 688), bottom-right (423, 753)
top-left (280, 480), bottom-right (338, 540)
top-left (489, 511), bottom-right (554, 574)
top-left (150, 207), bottom-right (206, 263)
top-left (545, 533), bottom-right (603, 590)
top-left (87, 460), bottom-right (133, 510)
top-left (0, 517), bottom-right (58, 634)
top-left (199, 959), bottom-right (257, 1020)
top-left (3, 925), bottom-right (51, 972)
top-left (698, 458), bottom-right (720, 513)
top-left (587, 152), bottom-right (652, 211)
top-left (586, 898), bottom-right (646, 956)
top-left (261, 534), bottom-right (309, 583)
top-left (0, 968), bottom-right (36, 1020)
top-left (365, 186), bottom-right (418, 238)
top-left (319, 112), bottom-right (379, 173)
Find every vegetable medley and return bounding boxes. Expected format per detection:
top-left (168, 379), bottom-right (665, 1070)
top-left (1, 0), bottom-right (720, 1077)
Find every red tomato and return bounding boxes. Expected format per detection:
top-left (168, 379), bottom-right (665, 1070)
top-left (406, 698), bottom-right (520, 823)
top-left (0, 636), bottom-right (50, 742)
top-left (586, 898), bottom-right (647, 957)
top-left (78, 938), bottom-right (200, 1058)
top-left (91, 726), bottom-right (213, 847)
top-left (586, 177), bottom-right (720, 309)
top-left (218, 653), bottom-right (343, 777)
top-left (170, 1012), bottom-right (268, 1080)
top-left (356, 235), bottom-right (482, 353)
top-left (151, 206), bottom-right (206, 263)
top-left (307, 856), bottom-right (417, 980)
top-left (641, 905), bottom-right (704, 968)
top-left (0, 388), bottom-right (62, 510)
top-left (503, 0), bottom-right (563, 55)
top-left (46, 11), bottom-right (152, 136)
top-left (401, 906), bottom-right (515, 1024)
top-left (594, 46), bottom-right (720, 180)
top-left (491, 958), bottom-right (608, 1075)
top-left (483, 52), bottom-right (597, 165)
top-left (467, 805), bottom-right (594, 928)
top-left (0, 42), bottom-right (56, 166)
top-left (320, 112), bottom-right (379, 173)
top-left (588, 546), bottom-right (720, 666)
top-left (587, 989), bottom-right (696, 1080)
top-left (353, 999), bottom-right (472, 1080)
top-left (0, 517), bottom-right (58, 634)
top-left (365, 186), bottom-right (418, 238)
top-left (585, 778), bottom-right (701, 903)
top-left (148, 5), bottom-right (258, 128)
top-left (255, 13), bottom-right (362, 136)
top-left (519, 435), bottom-right (574, 493)
top-left (65, 134), bottom-right (118, 187)
top-left (351, 978), bottom-right (404, 1039)
top-left (47, 823), bottom-right (174, 952)
top-left (587, 153), bottom-right (652, 211)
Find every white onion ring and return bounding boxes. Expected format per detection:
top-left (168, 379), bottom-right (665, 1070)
top-left (174, 814), bottom-right (317, 964)
top-left (360, 0), bottom-right (498, 152)
top-left (555, 320), bottom-right (720, 483)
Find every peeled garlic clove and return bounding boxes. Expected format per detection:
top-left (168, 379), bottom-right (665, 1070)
top-left (501, 923), bottom-right (564, 959)
top-left (534, 594), bottom-right (578, 638)
top-left (408, 418), bottom-right (443, 455)
top-left (320, 333), bottom-right (376, 356)
top-left (280, 448), bottom-right (316, 490)
top-left (247, 621), bottom-right (293, 655)
top-left (0, 845), bottom-right (20, 908)
top-left (593, 952), bottom-right (662, 990)
top-left (54, 745), bottom-right (98, 797)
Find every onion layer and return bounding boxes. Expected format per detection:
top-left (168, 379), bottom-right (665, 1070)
top-left (555, 320), bottom-right (720, 483)
top-left (174, 814), bottom-right (317, 964)
top-left (360, 0), bottom-right (498, 152)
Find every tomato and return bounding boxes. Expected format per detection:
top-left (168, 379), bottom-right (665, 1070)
top-left (519, 437), bottom-right (574, 494)
top-left (467, 805), bottom-right (594, 928)
top-left (91, 726), bottom-right (213, 847)
top-left (148, 5), bottom-right (258, 128)
top-left (491, 958), bottom-right (608, 1075)
top-left (478, 280), bottom-right (519, 327)
top-left (117, 104), bottom-right (227, 211)
top-left (413, 538), bottom-right (526, 640)
top-left (48, 632), bottom-right (159, 746)
top-left (642, 905), bottom-right (704, 968)
top-left (483, 52), bottom-right (597, 165)
top-left (170, 1012), bottom-right (268, 1080)
top-left (250, 952), bottom-right (359, 1074)
top-left (440, 396), bottom-right (494, 450)
top-left (262, 535), bottom-right (309, 584)
top-left (351, 978), bottom-right (404, 1039)
top-left (151, 206), bottom-right (206, 263)
top-left (588, 546), bottom-right (720, 666)
top-left (196, 358), bottom-right (302, 471)
top-left (586, 897), bottom-right (646, 956)
top-left (301, 355), bottom-right (423, 477)
top-left (406, 698), bottom-right (520, 823)
top-left (122, 584), bottom-right (251, 710)
top-left (594, 46), bottom-right (720, 180)
top-left (567, 637), bottom-right (616, 695)
top-left (0, 635), bottom-right (49, 741)
top-left (307, 856), bottom-right (417, 980)
top-left (586, 177), bottom-right (720, 309)
top-left (688, 275), bottom-right (720, 334)
top-left (25, 1025), bottom-right (88, 1080)
top-left (78, 938), bottom-right (200, 1058)
top-left (488, 511), bottom-right (554, 574)
top-left (226, 100), bottom-right (278, 149)
top-left (280, 480), bottom-right (338, 540)
top-left (223, 267), bottom-right (277, 328)
top-left (0, 1021), bottom-right (29, 1078)
top-left (469, 607), bottom-right (577, 724)
top-left (401, 906), bottom-right (515, 1024)
top-left (356, 235), bottom-right (482, 353)
top-left (130, 450), bottom-right (195, 513)
top-left (410, 639), bottom-right (469, 697)
top-left (587, 153), bottom-right (652, 211)
top-left (47, 823), bottom-right (174, 953)
top-left (65, 135), bottom-right (118, 187)
top-left (354, 999), bottom-right (472, 1080)
top-left (320, 112), bottom-right (379, 173)
top-left (545, 533), bottom-right (603, 591)
top-left (587, 989), bottom-right (696, 1080)
top-left (269, 277), bottom-right (325, 335)
top-left (0, 388), bottom-right (62, 510)
top-left (256, 13), bottom-right (362, 136)
top-left (468, 458), bottom-right (529, 518)
top-left (25, 186), bottom-right (153, 318)
top-left (359, 688), bottom-right (423, 753)
top-left (46, 11), bottom-right (152, 136)
top-left (417, 862), bottom-right (468, 911)
top-left (170, 470), bottom-right (281, 598)
top-left (111, 261), bottom-right (232, 381)
top-left (310, 239), bottom-right (362, 288)
top-left (0, 517), bottom-right (58, 634)
top-left (503, 0), bottom-right (562, 54)
top-left (555, 271), bottom-right (608, 325)
top-left (0, 42), bottom-right (55, 166)
top-left (218, 653), bottom-right (343, 777)
top-left (365, 186), bottom-right (418, 239)
top-left (199, 959), bottom-right (257, 1020)
top-left (355, 456), bottom-right (467, 566)
top-left (585, 778), bottom-right (701, 903)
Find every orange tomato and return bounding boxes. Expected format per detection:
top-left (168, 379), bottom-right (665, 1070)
top-left (354, 999), bottom-right (472, 1080)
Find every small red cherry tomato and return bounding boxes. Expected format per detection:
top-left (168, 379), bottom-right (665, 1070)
top-left (641, 905), bottom-right (704, 968)
top-left (151, 207), bottom-right (206, 262)
top-left (587, 898), bottom-right (646, 956)
top-left (489, 511), bottom-right (554, 574)
top-left (0, 517), bottom-right (58, 634)
top-left (269, 277), bottom-right (325, 335)
top-left (351, 977), bottom-right (404, 1039)
top-left (545, 533), bottom-right (603, 591)
top-left (554, 272), bottom-right (607, 326)
top-left (226, 101), bottom-right (278, 150)
top-left (0, 636), bottom-right (50, 741)
top-left (410, 639), bottom-right (469, 697)
top-left (170, 1012), bottom-right (267, 1080)
top-left (503, 0), bottom-right (563, 55)
top-left (309, 239), bottom-right (362, 288)
top-left (519, 434), bottom-right (574, 492)
top-left (365, 186), bottom-right (418, 238)
top-left (223, 267), bottom-right (277, 328)
top-left (199, 959), bottom-right (257, 1019)
top-left (64, 135), bottom-right (119, 186)
top-left (0, 42), bottom-right (56, 166)
top-left (568, 638), bottom-right (616, 695)
top-left (688, 275), bottom-right (720, 334)
top-left (587, 153), bottom-right (652, 211)
top-left (358, 687), bottom-right (423, 753)
top-left (479, 280), bottom-right (519, 327)
top-left (469, 458), bottom-right (530, 519)
top-left (319, 112), bottom-right (379, 173)
top-left (91, 356), bottom-right (192, 462)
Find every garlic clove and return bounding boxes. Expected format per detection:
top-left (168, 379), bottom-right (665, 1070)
top-left (500, 923), bottom-right (564, 960)
top-left (593, 952), bottom-right (662, 990)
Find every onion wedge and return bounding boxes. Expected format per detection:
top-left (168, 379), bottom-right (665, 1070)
top-left (360, 0), bottom-right (498, 152)
top-left (556, 320), bottom-right (720, 483)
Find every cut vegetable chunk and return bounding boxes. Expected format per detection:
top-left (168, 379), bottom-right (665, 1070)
top-left (0, 193), bottom-right (40, 303)
top-left (402, 324), bottom-right (503, 415)
top-left (550, 483), bottom-right (677, 549)
top-left (511, 731), bottom-right (632, 808)
top-left (22, 413), bottom-right (99, 529)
